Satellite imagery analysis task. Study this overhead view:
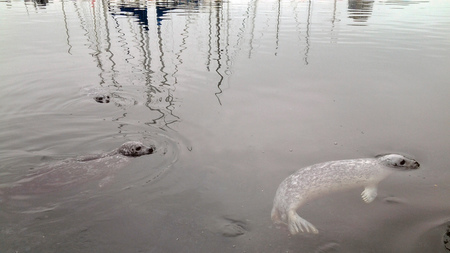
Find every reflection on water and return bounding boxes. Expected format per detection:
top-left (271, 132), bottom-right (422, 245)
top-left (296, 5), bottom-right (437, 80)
top-left (29, 0), bottom-right (49, 7)
top-left (382, 0), bottom-right (430, 7)
top-left (348, 0), bottom-right (374, 24)
top-left (56, 0), bottom-right (328, 119)
top-left (1, 0), bottom-right (450, 252)
top-left (66, 0), bottom-right (236, 126)
top-left (8, 0), bottom-right (435, 126)
top-left (113, 3), bottom-right (149, 29)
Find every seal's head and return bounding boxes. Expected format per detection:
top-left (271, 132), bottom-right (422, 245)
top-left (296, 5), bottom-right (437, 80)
top-left (118, 141), bottom-right (154, 157)
top-left (94, 95), bottom-right (110, 103)
top-left (377, 154), bottom-right (420, 170)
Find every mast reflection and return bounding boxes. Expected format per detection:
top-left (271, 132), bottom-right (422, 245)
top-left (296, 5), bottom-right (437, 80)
top-left (39, 0), bottom-right (402, 129)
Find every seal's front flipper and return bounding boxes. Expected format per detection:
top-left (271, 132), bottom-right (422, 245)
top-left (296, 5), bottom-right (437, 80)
top-left (361, 186), bottom-right (377, 203)
top-left (99, 175), bottom-right (115, 188)
top-left (287, 210), bottom-right (319, 235)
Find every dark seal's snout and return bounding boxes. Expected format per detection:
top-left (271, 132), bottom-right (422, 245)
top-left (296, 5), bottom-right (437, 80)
top-left (413, 161), bottom-right (420, 169)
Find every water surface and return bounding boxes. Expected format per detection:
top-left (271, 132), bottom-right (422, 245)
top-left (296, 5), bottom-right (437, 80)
top-left (1, 0), bottom-right (449, 252)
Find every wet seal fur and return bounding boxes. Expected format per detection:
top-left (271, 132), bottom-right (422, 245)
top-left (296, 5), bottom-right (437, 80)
top-left (444, 224), bottom-right (450, 251)
top-left (94, 94), bottom-right (110, 103)
top-left (84, 87), bottom-right (111, 103)
top-left (1, 141), bottom-right (154, 198)
top-left (116, 141), bottom-right (154, 157)
top-left (271, 154), bottom-right (420, 235)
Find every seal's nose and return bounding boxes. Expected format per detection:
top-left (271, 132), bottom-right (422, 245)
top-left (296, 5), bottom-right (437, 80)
top-left (414, 161), bottom-right (420, 168)
top-left (147, 147), bottom-right (154, 154)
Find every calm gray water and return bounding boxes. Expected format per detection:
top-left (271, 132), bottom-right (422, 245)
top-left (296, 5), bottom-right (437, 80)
top-left (1, 0), bottom-right (450, 252)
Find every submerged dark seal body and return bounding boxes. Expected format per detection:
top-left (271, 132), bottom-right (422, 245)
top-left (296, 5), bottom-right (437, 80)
top-left (2, 141), bottom-right (154, 197)
top-left (271, 154), bottom-right (420, 235)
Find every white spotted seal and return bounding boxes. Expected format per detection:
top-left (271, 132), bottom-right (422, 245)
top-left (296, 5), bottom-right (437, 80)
top-left (2, 141), bottom-right (154, 197)
top-left (271, 154), bottom-right (420, 235)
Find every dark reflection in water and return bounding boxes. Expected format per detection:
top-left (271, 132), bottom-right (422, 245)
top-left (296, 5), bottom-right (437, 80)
top-left (31, 0), bottom-right (49, 7)
top-left (348, 0), bottom-right (374, 23)
top-left (155, 0), bottom-right (200, 26)
top-left (112, 4), bottom-right (149, 30)
top-left (64, 0), bottom-right (233, 127)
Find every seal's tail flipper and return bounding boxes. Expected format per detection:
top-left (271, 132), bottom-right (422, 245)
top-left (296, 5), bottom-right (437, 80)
top-left (361, 186), bottom-right (378, 203)
top-left (287, 210), bottom-right (319, 234)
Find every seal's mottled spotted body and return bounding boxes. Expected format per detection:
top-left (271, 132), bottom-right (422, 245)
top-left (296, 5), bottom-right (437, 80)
top-left (271, 154), bottom-right (420, 235)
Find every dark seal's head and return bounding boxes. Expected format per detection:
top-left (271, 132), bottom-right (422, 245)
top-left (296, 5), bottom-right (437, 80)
top-left (118, 141), bottom-right (154, 157)
top-left (94, 95), bottom-right (110, 103)
top-left (377, 154), bottom-right (420, 170)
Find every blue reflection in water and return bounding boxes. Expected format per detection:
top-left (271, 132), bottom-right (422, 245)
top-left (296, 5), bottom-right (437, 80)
top-left (113, 5), bottom-right (149, 30)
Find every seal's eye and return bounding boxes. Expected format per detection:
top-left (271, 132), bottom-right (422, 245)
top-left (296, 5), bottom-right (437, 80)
top-left (399, 159), bottom-right (406, 165)
top-left (136, 146), bottom-right (141, 151)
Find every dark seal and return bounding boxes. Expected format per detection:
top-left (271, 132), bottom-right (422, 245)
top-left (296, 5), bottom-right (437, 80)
top-left (1, 141), bottom-right (154, 198)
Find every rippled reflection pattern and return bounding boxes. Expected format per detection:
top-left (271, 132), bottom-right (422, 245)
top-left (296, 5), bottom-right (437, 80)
top-left (1, 0), bottom-right (450, 252)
